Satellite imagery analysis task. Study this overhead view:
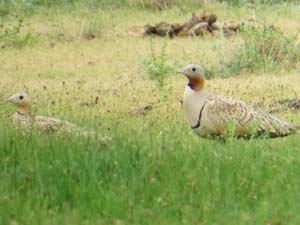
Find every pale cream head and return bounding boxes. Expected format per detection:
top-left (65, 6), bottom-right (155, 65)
top-left (179, 64), bottom-right (206, 79)
top-left (7, 92), bottom-right (32, 113)
top-left (179, 64), bottom-right (206, 91)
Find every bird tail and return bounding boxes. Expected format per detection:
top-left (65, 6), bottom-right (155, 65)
top-left (59, 122), bottom-right (111, 144)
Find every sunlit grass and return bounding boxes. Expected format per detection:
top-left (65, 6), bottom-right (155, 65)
top-left (1, 2), bottom-right (300, 225)
top-left (1, 120), bottom-right (300, 225)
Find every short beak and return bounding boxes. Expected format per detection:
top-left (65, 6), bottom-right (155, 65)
top-left (178, 68), bottom-right (186, 75)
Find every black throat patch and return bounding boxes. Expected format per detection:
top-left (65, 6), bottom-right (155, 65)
top-left (17, 111), bottom-right (31, 116)
top-left (191, 102), bottom-right (207, 129)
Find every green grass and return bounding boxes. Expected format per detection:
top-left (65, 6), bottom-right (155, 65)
top-left (140, 36), bottom-right (174, 90)
top-left (0, 18), bottom-right (39, 48)
top-left (220, 26), bottom-right (300, 76)
top-left (1, 120), bottom-right (300, 225)
top-left (1, 1), bottom-right (300, 224)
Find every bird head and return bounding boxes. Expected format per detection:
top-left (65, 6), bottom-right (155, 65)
top-left (7, 92), bottom-right (32, 114)
top-left (179, 64), bottom-right (206, 91)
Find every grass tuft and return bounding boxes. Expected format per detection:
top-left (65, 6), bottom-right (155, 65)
top-left (78, 15), bottom-right (104, 40)
top-left (140, 37), bottom-right (174, 90)
top-left (0, 18), bottom-right (39, 48)
top-left (213, 26), bottom-right (300, 77)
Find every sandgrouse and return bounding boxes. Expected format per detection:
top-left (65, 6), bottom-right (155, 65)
top-left (7, 92), bottom-right (101, 140)
top-left (179, 64), bottom-right (299, 139)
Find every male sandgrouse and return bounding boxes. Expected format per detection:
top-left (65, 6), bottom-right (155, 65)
top-left (7, 92), bottom-right (99, 139)
top-left (179, 64), bottom-right (299, 139)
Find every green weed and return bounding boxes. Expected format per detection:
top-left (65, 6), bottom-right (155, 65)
top-left (141, 37), bottom-right (174, 90)
top-left (0, 18), bottom-right (38, 48)
top-left (216, 26), bottom-right (300, 77)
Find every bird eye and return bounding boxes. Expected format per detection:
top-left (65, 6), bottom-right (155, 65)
top-left (192, 68), bottom-right (196, 72)
top-left (19, 96), bottom-right (24, 100)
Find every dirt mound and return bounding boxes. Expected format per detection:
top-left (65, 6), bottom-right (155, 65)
top-left (144, 12), bottom-right (275, 38)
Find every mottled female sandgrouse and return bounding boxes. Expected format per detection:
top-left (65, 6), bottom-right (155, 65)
top-left (7, 92), bottom-right (104, 140)
top-left (179, 64), bottom-right (299, 139)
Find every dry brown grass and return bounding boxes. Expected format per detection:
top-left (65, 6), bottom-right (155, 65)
top-left (1, 5), bottom-right (300, 128)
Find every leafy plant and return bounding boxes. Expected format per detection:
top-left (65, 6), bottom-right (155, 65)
top-left (0, 18), bottom-right (38, 48)
top-left (141, 36), bottom-right (173, 90)
top-left (217, 25), bottom-right (300, 76)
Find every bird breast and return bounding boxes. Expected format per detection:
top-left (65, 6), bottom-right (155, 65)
top-left (183, 86), bottom-right (208, 128)
top-left (12, 113), bottom-right (33, 130)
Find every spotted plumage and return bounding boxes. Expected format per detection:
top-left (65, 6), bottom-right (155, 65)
top-left (180, 64), bottom-right (299, 139)
top-left (7, 93), bottom-right (107, 141)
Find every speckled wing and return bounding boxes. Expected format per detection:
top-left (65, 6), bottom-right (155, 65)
top-left (201, 94), bottom-right (297, 138)
top-left (33, 116), bottom-right (98, 139)
top-left (33, 116), bottom-right (79, 134)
